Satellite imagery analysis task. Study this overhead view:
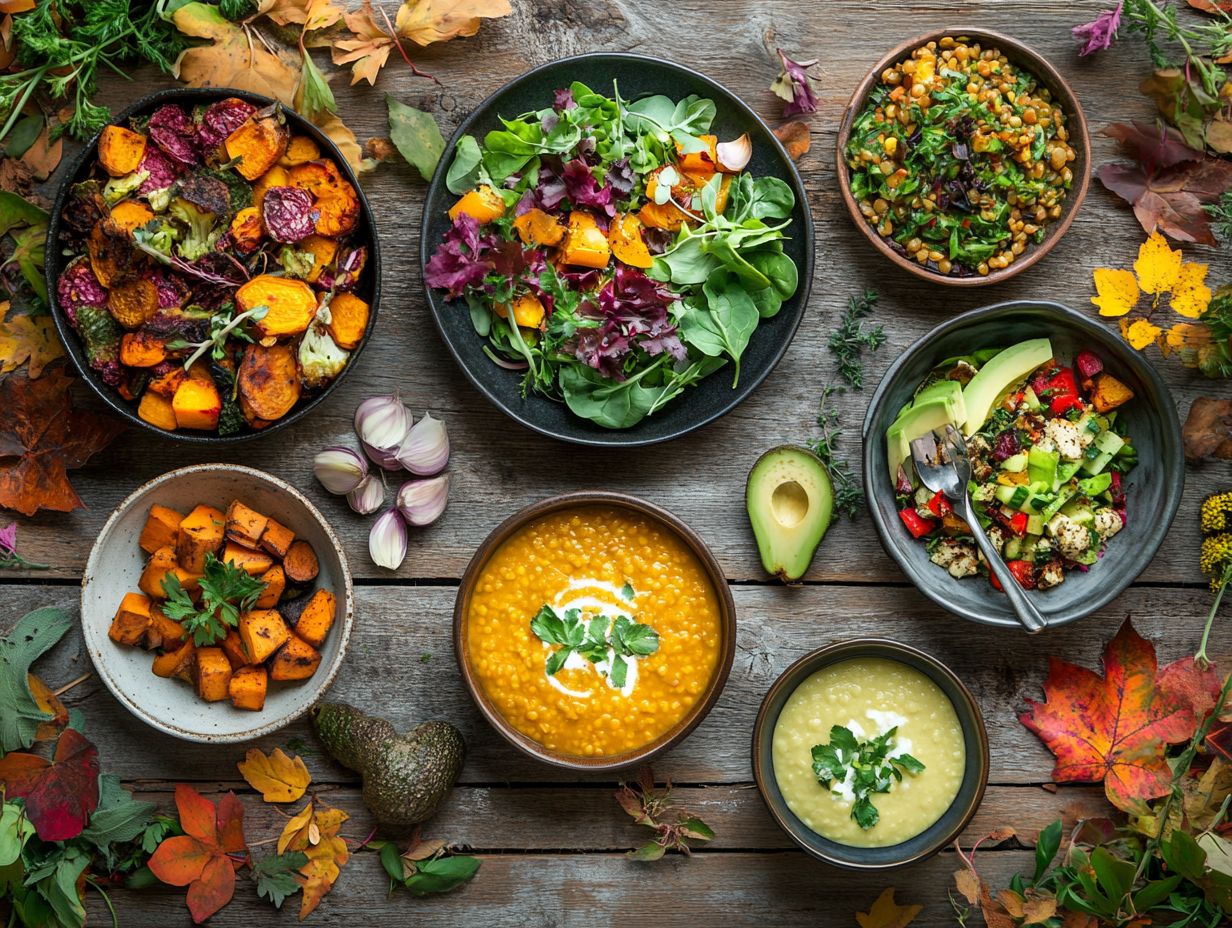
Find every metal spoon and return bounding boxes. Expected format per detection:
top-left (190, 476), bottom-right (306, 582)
top-left (909, 424), bottom-right (1047, 634)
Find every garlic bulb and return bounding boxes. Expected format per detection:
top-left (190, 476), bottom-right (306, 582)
top-left (369, 508), bottom-right (408, 570)
top-left (313, 446), bottom-right (368, 495)
top-left (347, 473), bottom-right (384, 515)
top-left (396, 475), bottom-right (450, 527)
top-left (396, 412), bottom-right (450, 476)
top-left (354, 395), bottom-right (413, 470)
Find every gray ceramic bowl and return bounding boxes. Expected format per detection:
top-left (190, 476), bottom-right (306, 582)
top-left (862, 301), bottom-right (1184, 629)
top-left (420, 52), bottom-right (814, 447)
top-left (752, 639), bottom-right (989, 870)
top-left (82, 464), bottom-right (354, 743)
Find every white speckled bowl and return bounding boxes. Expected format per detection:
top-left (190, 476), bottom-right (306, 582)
top-left (82, 464), bottom-right (354, 743)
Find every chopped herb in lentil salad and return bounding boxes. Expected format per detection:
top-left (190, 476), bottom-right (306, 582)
top-left (845, 36), bottom-right (1077, 278)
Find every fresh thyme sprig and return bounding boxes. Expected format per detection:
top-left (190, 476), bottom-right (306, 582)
top-left (828, 288), bottom-right (885, 389)
top-left (1207, 190), bottom-right (1232, 246)
top-left (809, 384), bottom-right (864, 519)
top-left (1122, 0), bottom-right (1232, 94)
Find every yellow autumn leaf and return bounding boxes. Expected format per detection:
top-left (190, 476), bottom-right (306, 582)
top-left (28, 673), bottom-right (68, 741)
top-left (172, 2), bottom-right (300, 106)
top-left (855, 888), bottom-right (923, 928)
top-left (238, 746), bottom-right (311, 803)
top-left (297, 834), bottom-right (349, 919)
top-left (331, 0), bottom-right (394, 86)
top-left (1133, 231), bottom-right (1183, 296)
top-left (278, 801), bottom-right (315, 855)
top-left (1167, 322), bottom-right (1212, 349)
top-left (1091, 267), bottom-right (1140, 317)
top-left (262, 0), bottom-right (345, 29)
top-left (395, 0), bottom-right (512, 47)
top-left (1170, 260), bottom-right (1212, 319)
top-left (1120, 317), bottom-right (1164, 351)
top-left (0, 300), bottom-right (64, 378)
top-left (310, 110), bottom-right (368, 174)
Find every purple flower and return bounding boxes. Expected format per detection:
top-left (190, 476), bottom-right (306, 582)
top-left (772, 48), bottom-right (819, 118)
top-left (0, 523), bottom-right (16, 556)
top-left (1072, 3), bottom-right (1123, 56)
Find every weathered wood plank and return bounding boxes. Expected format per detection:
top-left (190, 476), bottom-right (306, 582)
top-left (8, 583), bottom-right (1224, 785)
top-left (6, 0), bottom-right (1225, 586)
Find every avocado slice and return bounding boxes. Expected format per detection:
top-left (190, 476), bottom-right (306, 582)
top-left (885, 396), bottom-right (962, 482)
top-left (746, 445), bottom-right (833, 582)
top-left (961, 338), bottom-right (1053, 436)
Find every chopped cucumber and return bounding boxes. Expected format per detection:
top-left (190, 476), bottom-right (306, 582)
top-left (1027, 446), bottom-right (1059, 488)
top-left (1022, 386), bottom-right (1042, 412)
top-left (1004, 537), bottom-right (1023, 560)
top-left (1057, 460), bottom-right (1083, 486)
top-left (1030, 495), bottom-right (1052, 511)
top-left (1026, 514), bottom-right (1044, 535)
top-left (1041, 486), bottom-right (1078, 521)
top-left (1082, 431), bottom-right (1125, 475)
top-left (1009, 486), bottom-right (1030, 508)
top-left (1077, 472), bottom-right (1112, 497)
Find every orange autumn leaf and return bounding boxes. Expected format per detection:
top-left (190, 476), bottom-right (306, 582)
top-left (773, 120), bottom-right (810, 162)
top-left (0, 0), bottom-right (34, 12)
top-left (28, 673), bottom-right (67, 741)
top-left (855, 887), bottom-right (922, 928)
top-left (331, 0), bottom-right (394, 86)
top-left (277, 800), bottom-right (315, 854)
top-left (172, 3), bottom-right (300, 106)
top-left (262, 0), bottom-right (345, 29)
top-left (1019, 619), bottom-right (1221, 813)
top-left (237, 747), bottom-right (310, 803)
top-left (0, 302), bottom-right (64, 378)
top-left (277, 798), bottom-right (349, 919)
top-left (394, 0), bottom-right (512, 47)
top-left (148, 785), bottom-right (247, 924)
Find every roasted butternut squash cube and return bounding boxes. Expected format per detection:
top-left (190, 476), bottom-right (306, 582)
top-left (254, 564), bottom-right (285, 608)
top-left (172, 376), bottom-right (222, 431)
top-left (147, 365), bottom-right (186, 399)
top-left (109, 592), bottom-right (151, 646)
top-left (237, 275), bottom-right (317, 338)
top-left (282, 540), bottom-right (319, 583)
top-left (289, 588), bottom-right (336, 648)
top-left (561, 211), bottom-right (610, 268)
top-left (98, 125), bottom-right (147, 177)
top-left (139, 545), bottom-right (177, 597)
top-left (269, 634), bottom-right (321, 682)
top-left (252, 164), bottom-right (289, 208)
top-left (225, 500), bottom-right (269, 547)
top-left (121, 331), bottom-right (167, 368)
top-left (494, 293), bottom-right (545, 329)
top-left (1091, 373), bottom-right (1135, 413)
top-left (239, 609), bottom-right (289, 665)
top-left (109, 199), bottom-right (155, 235)
top-left (222, 540), bottom-right (273, 577)
top-left (221, 629), bottom-right (252, 669)
top-left (146, 604), bottom-right (186, 651)
top-left (259, 519), bottom-right (296, 559)
top-left (229, 665), bottom-right (268, 711)
top-left (280, 135), bottom-right (322, 166)
top-left (448, 185), bottom-right (504, 224)
top-left (139, 504), bottom-right (184, 554)
top-left (194, 647), bottom-right (232, 702)
top-left (138, 391), bottom-right (178, 432)
top-left (225, 111), bottom-right (290, 181)
top-left (299, 234), bottom-right (337, 284)
top-left (176, 504), bottom-right (226, 573)
top-left (326, 292), bottom-right (369, 349)
top-left (152, 640), bottom-right (195, 679)
top-left (512, 208), bottom-right (565, 246)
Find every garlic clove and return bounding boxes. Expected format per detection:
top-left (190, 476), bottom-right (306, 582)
top-left (716, 132), bottom-right (752, 172)
top-left (369, 508), bottom-right (408, 570)
top-left (347, 473), bottom-right (384, 515)
top-left (313, 445), bottom-right (368, 495)
top-left (355, 395), bottom-right (413, 470)
top-left (396, 412), bottom-right (450, 476)
top-left (396, 474), bottom-right (450, 527)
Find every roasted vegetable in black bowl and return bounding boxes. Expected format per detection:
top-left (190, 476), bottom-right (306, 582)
top-left (47, 87), bottom-right (381, 442)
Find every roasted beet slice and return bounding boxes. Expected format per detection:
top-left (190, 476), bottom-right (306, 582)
top-left (262, 186), bottom-right (316, 243)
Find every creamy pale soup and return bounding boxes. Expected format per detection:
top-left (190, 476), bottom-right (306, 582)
top-left (771, 658), bottom-right (965, 847)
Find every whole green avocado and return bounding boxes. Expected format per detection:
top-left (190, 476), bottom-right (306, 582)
top-left (311, 702), bottom-right (465, 828)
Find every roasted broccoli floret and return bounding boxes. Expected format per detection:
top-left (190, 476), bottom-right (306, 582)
top-left (298, 311), bottom-right (350, 388)
top-left (168, 198), bottom-right (222, 261)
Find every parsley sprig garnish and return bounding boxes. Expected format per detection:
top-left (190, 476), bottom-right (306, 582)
top-left (811, 724), bottom-right (925, 830)
top-left (530, 603), bottom-right (660, 689)
top-left (160, 552), bottom-right (267, 646)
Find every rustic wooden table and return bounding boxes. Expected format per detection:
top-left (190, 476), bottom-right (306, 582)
top-left (4, 1), bottom-right (1229, 924)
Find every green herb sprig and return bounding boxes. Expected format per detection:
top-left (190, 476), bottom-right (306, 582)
top-left (828, 289), bottom-right (885, 389)
top-left (812, 724), bottom-right (925, 830)
top-left (160, 552), bottom-right (267, 646)
top-left (530, 602), bottom-right (659, 689)
top-left (809, 384), bottom-right (864, 520)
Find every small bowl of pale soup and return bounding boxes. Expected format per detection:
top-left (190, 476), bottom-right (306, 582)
top-left (752, 639), bottom-right (988, 869)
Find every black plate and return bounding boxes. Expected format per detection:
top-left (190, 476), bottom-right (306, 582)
top-left (420, 52), bottom-right (814, 447)
top-left (45, 87), bottom-right (382, 444)
top-left (862, 301), bottom-right (1185, 630)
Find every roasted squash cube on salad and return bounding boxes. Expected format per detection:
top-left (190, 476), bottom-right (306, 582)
top-left (426, 82), bottom-right (801, 430)
top-left (56, 99), bottom-right (370, 436)
top-left (888, 338), bottom-right (1138, 592)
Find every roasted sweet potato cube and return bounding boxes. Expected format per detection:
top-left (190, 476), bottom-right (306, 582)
top-left (269, 634), bottom-right (321, 682)
top-left (98, 125), bottom-right (147, 177)
top-left (152, 640), bottom-right (195, 679)
top-left (259, 518), bottom-right (295, 559)
top-left (109, 592), bottom-right (151, 646)
top-left (221, 629), bottom-right (252, 669)
top-left (1091, 373), bottom-right (1135, 413)
top-left (299, 234), bottom-right (336, 284)
top-left (327, 292), bottom-right (369, 349)
top-left (289, 160), bottom-right (359, 237)
top-left (282, 540), bottom-right (319, 583)
top-left (110, 199), bottom-right (155, 235)
top-left (252, 164), bottom-right (289, 209)
top-left (120, 331), bottom-right (167, 368)
top-left (239, 609), bottom-right (289, 664)
top-left (229, 665), bottom-right (268, 711)
top-left (448, 184), bottom-right (504, 224)
top-left (88, 218), bottom-right (138, 288)
top-left (176, 504), bottom-right (226, 573)
top-left (225, 500), bottom-right (269, 547)
top-left (172, 376), bottom-right (222, 431)
top-left (147, 365), bottom-right (187, 398)
top-left (137, 390), bottom-right (177, 432)
top-left (194, 647), bottom-right (232, 702)
top-left (280, 135), bottom-right (321, 166)
top-left (140, 505), bottom-right (184, 554)
top-left (255, 564), bottom-right (285, 608)
top-left (225, 109), bottom-right (290, 181)
top-left (229, 205), bottom-right (264, 255)
top-left (222, 540), bottom-right (273, 577)
top-left (108, 278), bottom-right (158, 329)
top-left (139, 545), bottom-right (177, 597)
top-left (147, 604), bottom-right (186, 650)
top-left (288, 588), bottom-right (336, 648)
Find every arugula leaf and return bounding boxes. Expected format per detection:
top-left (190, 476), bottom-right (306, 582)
top-left (252, 851), bottom-right (308, 909)
top-left (0, 607), bottom-right (72, 753)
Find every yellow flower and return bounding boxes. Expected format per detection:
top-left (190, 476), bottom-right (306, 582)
top-left (1202, 491), bottom-right (1232, 534)
top-left (1200, 534), bottom-right (1232, 592)
top-left (1090, 233), bottom-right (1212, 353)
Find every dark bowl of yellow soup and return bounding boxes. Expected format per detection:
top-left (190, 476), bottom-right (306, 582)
top-left (454, 492), bottom-right (736, 771)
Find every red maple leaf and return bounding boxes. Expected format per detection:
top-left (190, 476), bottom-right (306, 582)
top-left (1019, 619), bottom-right (1220, 813)
top-left (147, 784), bottom-right (248, 924)
top-left (0, 727), bottom-right (100, 840)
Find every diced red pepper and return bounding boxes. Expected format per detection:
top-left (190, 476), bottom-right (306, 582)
top-left (1006, 511), bottom-right (1029, 536)
top-left (926, 490), bottom-right (952, 517)
top-left (899, 508), bottom-right (937, 538)
top-left (991, 559), bottom-right (1037, 591)
top-left (1049, 393), bottom-right (1084, 416)
top-left (1044, 367), bottom-right (1078, 398)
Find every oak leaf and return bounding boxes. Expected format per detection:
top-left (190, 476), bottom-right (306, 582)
top-left (1019, 619), bottom-right (1219, 812)
top-left (394, 0), bottom-right (512, 47)
top-left (0, 370), bottom-right (125, 516)
top-left (332, 0), bottom-right (394, 85)
top-left (148, 785), bottom-right (247, 924)
top-left (0, 727), bottom-right (99, 841)
top-left (0, 301), bottom-right (63, 377)
top-left (171, 2), bottom-right (300, 106)
top-left (773, 121), bottom-right (810, 161)
top-left (856, 888), bottom-right (922, 928)
top-left (238, 747), bottom-right (310, 803)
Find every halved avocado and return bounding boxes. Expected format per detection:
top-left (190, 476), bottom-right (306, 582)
top-left (746, 445), bottom-right (834, 582)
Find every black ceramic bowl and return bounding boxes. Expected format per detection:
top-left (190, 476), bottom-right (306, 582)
top-left (863, 301), bottom-right (1184, 629)
top-left (46, 87), bottom-right (381, 444)
top-left (420, 52), bottom-right (814, 447)
top-left (752, 639), bottom-right (989, 870)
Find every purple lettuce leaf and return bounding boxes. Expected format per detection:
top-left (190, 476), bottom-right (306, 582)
top-left (562, 158), bottom-right (614, 216)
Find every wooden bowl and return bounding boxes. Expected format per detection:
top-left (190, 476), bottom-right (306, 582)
top-left (751, 639), bottom-right (989, 870)
top-left (835, 27), bottom-right (1091, 287)
top-left (81, 463), bottom-right (354, 743)
top-left (453, 491), bottom-right (736, 772)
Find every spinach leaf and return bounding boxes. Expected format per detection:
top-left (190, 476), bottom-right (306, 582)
top-left (560, 364), bottom-right (660, 429)
top-left (445, 134), bottom-right (484, 195)
top-left (748, 176), bottom-right (795, 219)
top-left (679, 271), bottom-right (759, 385)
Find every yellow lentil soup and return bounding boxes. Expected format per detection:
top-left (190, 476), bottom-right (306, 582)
top-left (772, 658), bottom-right (965, 847)
top-left (466, 505), bottom-right (724, 759)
